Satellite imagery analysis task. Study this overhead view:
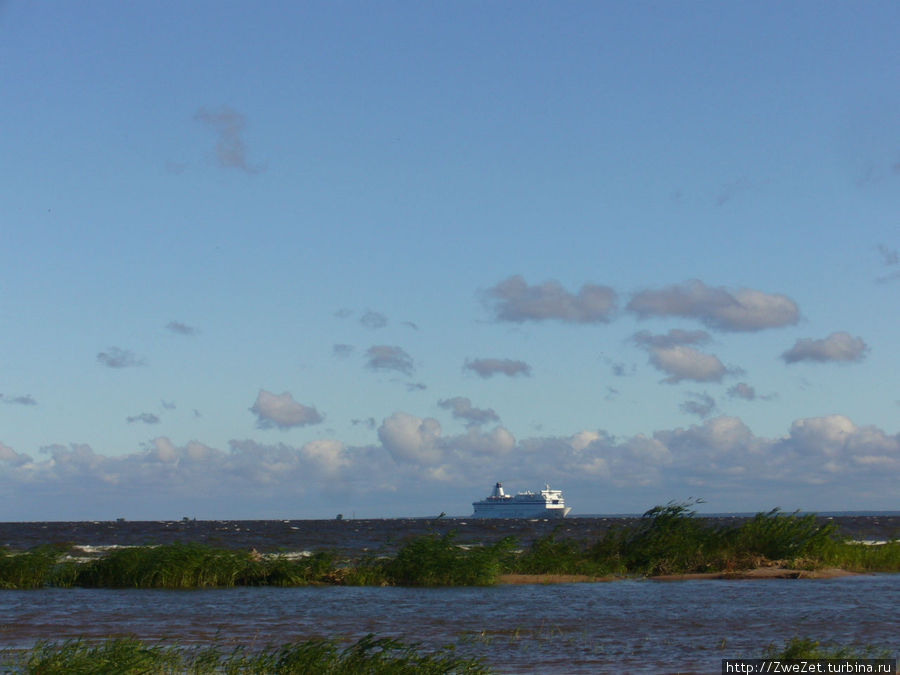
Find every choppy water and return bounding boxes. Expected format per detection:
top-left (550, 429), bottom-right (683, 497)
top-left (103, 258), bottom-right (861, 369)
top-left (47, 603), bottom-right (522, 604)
top-left (2, 514), bottom-right (898, 555)
top-left (1, 517), bottom-right (898, 674)
top-left (1, 577), bottom-right (898, 673)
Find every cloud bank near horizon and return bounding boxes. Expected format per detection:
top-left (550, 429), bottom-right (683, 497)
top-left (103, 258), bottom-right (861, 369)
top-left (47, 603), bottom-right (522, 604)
top-left (1, 413), bottom-right (896, 518)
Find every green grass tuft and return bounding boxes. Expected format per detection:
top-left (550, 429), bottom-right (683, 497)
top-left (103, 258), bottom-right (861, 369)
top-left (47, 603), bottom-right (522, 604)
top-left (2, 635), bottom-right (491, 674)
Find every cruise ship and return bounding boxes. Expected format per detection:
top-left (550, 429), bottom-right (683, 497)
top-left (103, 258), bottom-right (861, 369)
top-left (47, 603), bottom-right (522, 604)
top-left (472, 482), bottom-right (571, 518)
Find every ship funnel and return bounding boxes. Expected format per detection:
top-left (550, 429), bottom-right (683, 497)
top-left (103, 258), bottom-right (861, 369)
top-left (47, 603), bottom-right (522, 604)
top-left (490, 482), bottom-right (505, 498)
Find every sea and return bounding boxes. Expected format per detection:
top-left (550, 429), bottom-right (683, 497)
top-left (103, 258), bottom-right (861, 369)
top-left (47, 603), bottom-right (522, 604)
top-left (1, 515), bottom-right (898, 674)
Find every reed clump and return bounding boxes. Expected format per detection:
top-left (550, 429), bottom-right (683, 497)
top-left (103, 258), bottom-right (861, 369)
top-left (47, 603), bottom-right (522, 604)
top-left (507, 501), bottom-right (900, 577)
top-left (73, 543), bottom-right (345, 589)
top-left (2, 634), bottom-right (491, 674)
top-left (384, 532), bottom-right (515, 586)
top-left (764, 636), bottom-right (892, 659)
top-left (1, 505), bottom-right (898, 589)
top-left (0, 546), bottom-right (79, 589)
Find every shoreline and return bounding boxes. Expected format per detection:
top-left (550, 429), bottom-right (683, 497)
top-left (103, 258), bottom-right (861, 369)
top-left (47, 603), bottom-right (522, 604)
top-left (498, 567), bottom-right (861, 584)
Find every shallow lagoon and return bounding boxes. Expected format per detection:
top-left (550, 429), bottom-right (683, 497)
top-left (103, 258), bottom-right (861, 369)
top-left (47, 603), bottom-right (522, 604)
top-left (2, 575), bottom-right (898, 674)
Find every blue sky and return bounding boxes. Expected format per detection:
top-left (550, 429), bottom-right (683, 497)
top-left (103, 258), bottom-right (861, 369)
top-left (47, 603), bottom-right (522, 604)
top-left (1, 2), bottom-right (899, 519)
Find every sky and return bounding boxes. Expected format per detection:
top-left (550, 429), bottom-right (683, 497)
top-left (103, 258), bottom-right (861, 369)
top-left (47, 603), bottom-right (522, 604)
top-left (1, 1), bottom-right (899, 520)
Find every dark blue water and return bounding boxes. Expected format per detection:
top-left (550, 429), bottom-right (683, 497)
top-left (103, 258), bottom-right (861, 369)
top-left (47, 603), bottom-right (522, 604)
top-left (1, 575), bottom-right (897, 674)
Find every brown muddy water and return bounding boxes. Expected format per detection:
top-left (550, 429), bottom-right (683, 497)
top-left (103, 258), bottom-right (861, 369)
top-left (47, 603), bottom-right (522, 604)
top-left (1, 516), bottom-right (898, 674)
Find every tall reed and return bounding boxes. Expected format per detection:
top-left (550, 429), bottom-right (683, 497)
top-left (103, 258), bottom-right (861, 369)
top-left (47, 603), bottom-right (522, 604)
top-left (384, 532), bottom-right (515, 586)
top-left (3, 635), bottom-right (492, 674)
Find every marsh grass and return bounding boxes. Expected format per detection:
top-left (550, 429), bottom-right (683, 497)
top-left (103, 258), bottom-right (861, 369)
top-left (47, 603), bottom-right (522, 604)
top-left (2, 505), bottom-right (898, 589)
top-left (384, 532), bottom-right (515, 586)
top-left (819, 540), bottom-right (900, 572)
top-left (509, 502), bottom-right (899, 577)
top-left (71, 544), bottom-right (353, 589)
top-left (0, 546), bottom-right (79, 589)
top-left (4, 635), bottom-right (491, 674)
top-left (764, 636), bottom-right (893, 660)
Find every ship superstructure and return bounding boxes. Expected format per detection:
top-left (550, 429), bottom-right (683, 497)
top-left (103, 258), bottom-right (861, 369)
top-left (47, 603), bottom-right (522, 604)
top-left (471, 482), bottom-right (571, 518)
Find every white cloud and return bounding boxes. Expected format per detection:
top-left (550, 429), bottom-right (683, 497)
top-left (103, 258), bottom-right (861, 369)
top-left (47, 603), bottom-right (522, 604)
top-left (0, 442), bottom-right (31, 466)
top-left (250, 390), bottom-right (324, 430)
top-left (647, 345), bottom-right (730, 384)
top-left (377, 412), bottom-right (443, 464)
top-left (0, 414), bottom-right (897, 518)
top-left (781, 332), bottom-right (868, 364)
top-left (360, 311), bottom-right (388, 329)
top-left (333, 344), bottom-right (355, 358)
top-left (166, 321), bottom-right (197, 336)
top-left (438, 397), bottom-right (500, 427)
top-left (127, 413), bottom-right (160, 425)
top-left (464, 358), bottom-right (531, 378)
top-left (727, 382), bottom-right (757, 400)
top-left (194, 106), bottom-right (261, 173)
top-left (633, 329), bottom-right (711, 349)
top-left (628, 280), bottom-right (799, 332)
top-left (1, 394), bottom-right (37, 406)
top-left (97, 347), bottom-right (145, 368)
top-left (485, 275), bottom-right (616, 323)
top-left (680, 392), bottom-right (717, 418)
top-left (300, 439), bottom-right (351, 474)
top-left (366, 345), bottom-right (415, 376)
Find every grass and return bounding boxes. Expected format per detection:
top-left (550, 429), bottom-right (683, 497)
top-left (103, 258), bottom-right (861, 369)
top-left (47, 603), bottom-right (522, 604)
top-left (0, 546), bottom-right (74, 589)
top-left (508, 501), bottom-right (900, 577)
top-left (384, 532), bottom-right (515, 586)
top-left (1, 635), bottom-right (492, 674)
top-left (1, 504), bottom-right (897, 589)
top-left (74, 544), bottom-right (343, 589)
top-left (764, 636), bottom-right (893, 660)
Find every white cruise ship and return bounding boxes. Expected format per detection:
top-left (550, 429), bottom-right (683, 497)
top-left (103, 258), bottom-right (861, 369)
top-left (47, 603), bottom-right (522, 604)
top-left (472, 482), bottom-right (571, 518)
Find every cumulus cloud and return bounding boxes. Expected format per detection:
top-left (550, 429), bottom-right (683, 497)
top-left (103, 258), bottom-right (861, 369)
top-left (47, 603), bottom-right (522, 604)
top-left (0, 412), bottom-right (898, 517)
top-left (351, 417), bottom-right (376, 430)
top-left (378, 412), bottom-right (443, 464)
top-left (0, 442), bottom-right (31, 466)
top-left (166, 321), bottom-right (197, 336)
top-left (658, 414), bottom-right (900, 486)
top-left (627, 280), bottom-right (799, 332)
top-left (377, 412), bottom-right (517, 478)
top-left (680, 392), bottom-right (717, 418)
top-left (332, 344), bottom-right (355, 358)
top-left (632, 329), bottom-right (711, 349)
top-left (649, 346), bottom-right (731, 383)
top-left (250, 390), bottom-right (324, 430)
top-left (438, 397), bottom-right (500, 427)
top-left (298, 439), bottom-right (350, 474)
top-left (194, 106), bottom-right (260, 173)
top-left (485, 275), bottom-right (616, 323)
top-left (781, 332), bottom-right (869, 364)
top-left (727, 383), bottom-right (757, 400)
top-left (876, 243), bottom-right (900, 283)
top-left (360, 311), bottom-right (387, 329)
top-left (127, 413), bottom-right (161, 425)
top-left (97, 347), bottom-right (145, 369)
top-left (464, 358), bottom-right (531, 378)
top-left (1, 394), bottom-right (37, 406)
top-left (878, 243), bottom-right (899, 266)
top-left (715, 177), bottom-right (751, 207)
top-left (366, 345), bottom-right (414, 376)
top-left (633, 332), bottom-right (733, 384)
